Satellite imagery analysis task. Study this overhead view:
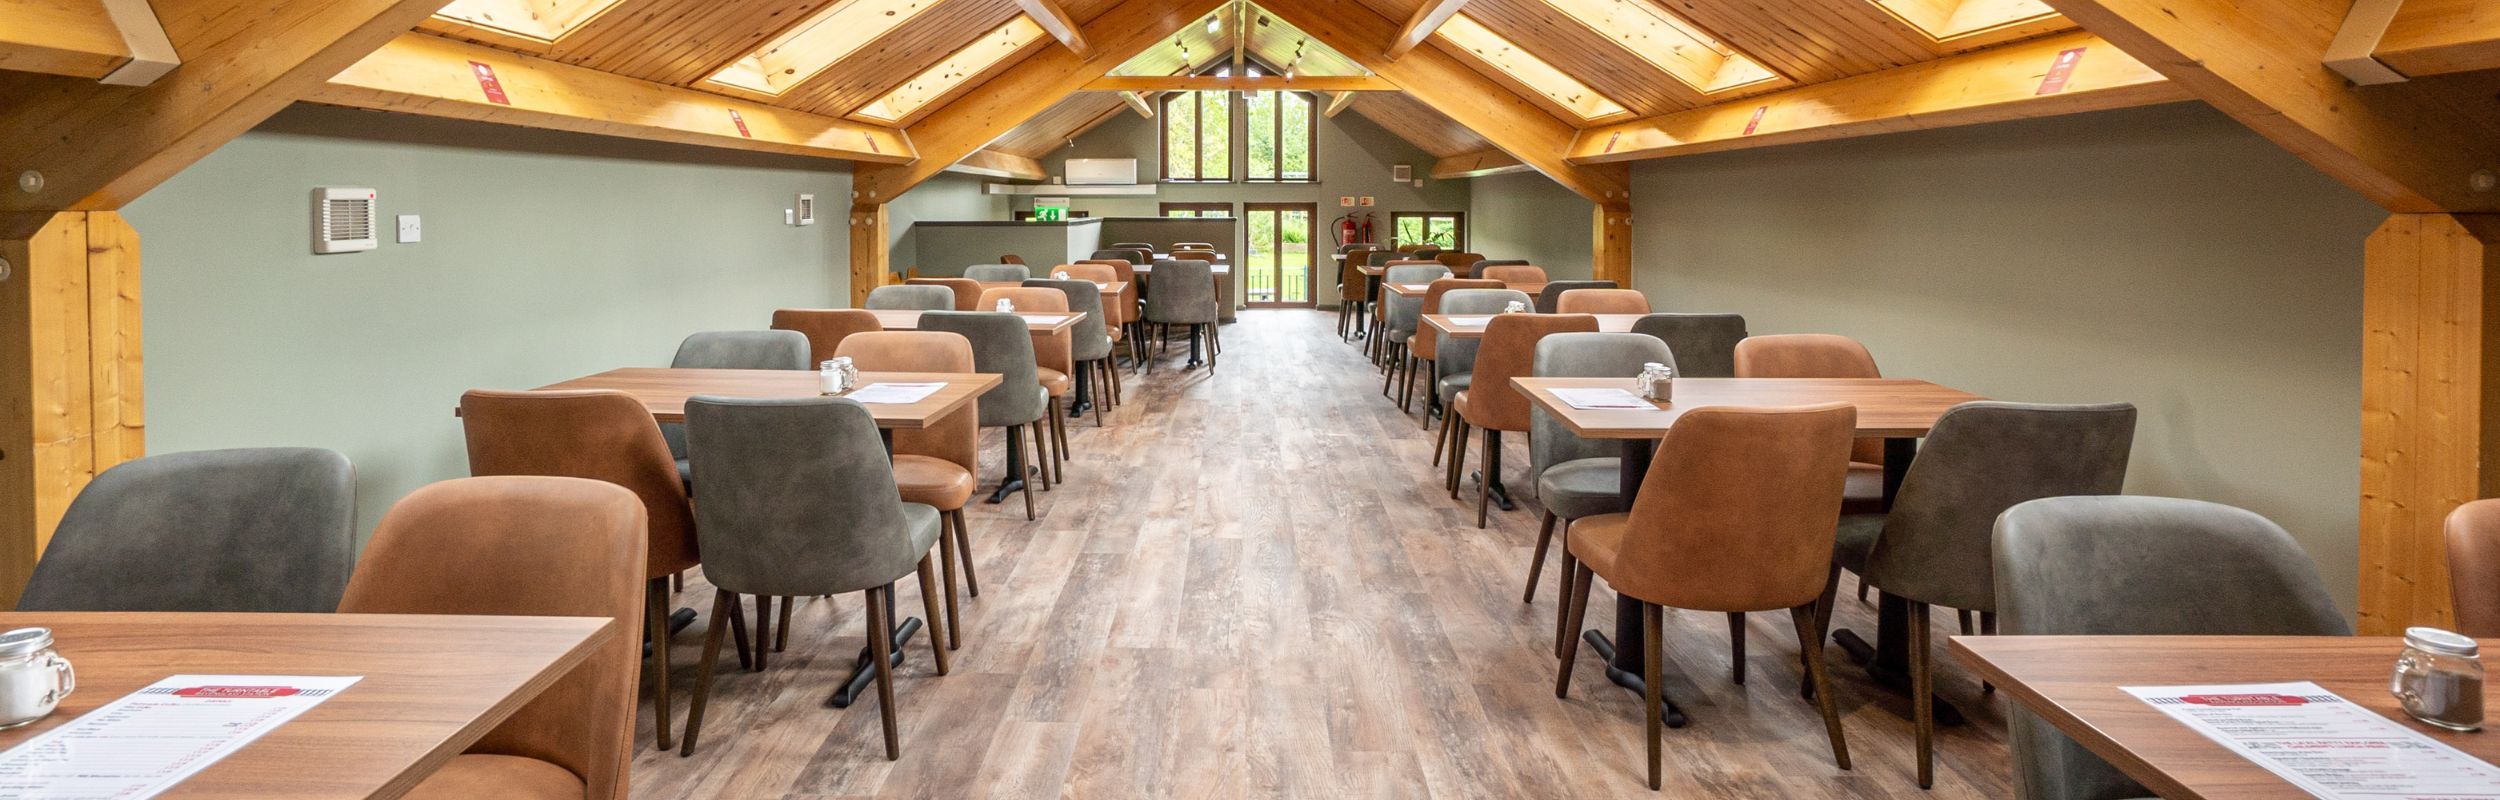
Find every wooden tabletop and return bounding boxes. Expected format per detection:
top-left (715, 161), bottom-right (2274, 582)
top-left (0, 612), bottom-right (611, 799)
top-left (1146, 252), bottom-right (1228, 262)
top-left (866, 308), bottom-right (1084, 334)
top-left (1424, 313), bottom-right (1645, 339)
top-left (1389, 281), bottom-right (1545, 298)
top-left (973, 280), bottom-right (1124, 298)
top-left (1511, 376), bottom-right (1986, 438)
top-left (1357, 264), bottom-right (1385, 276)
top-left (1952, 635), bottom-right (2500, 800)
top-left (532, 368), bottom-right (1001, 426)
top-left (1129, 261), bottom-right (1233, 276)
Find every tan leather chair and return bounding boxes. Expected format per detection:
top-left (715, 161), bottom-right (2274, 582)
top-left (999, 254), bottom-right (1026, 265)
top-left (1451, 313), bottom-right (1600, 527)
top-left (907, 277), bottom-right (985, 311)
top-left (1555, 288), bottom-right (1651, 315)
top-left (1479, 265), bottom-right (1548, 284)
top-left (1395, 278), bottom-right (1502, 414)
top-left (459, 389), bottom-right (701, 752)
top-left (2450, 499), bottom-right (2500, 637)
top-left (344, 476), bottom-right (646, 800)
top-left (1435, 251), bottom-right (1486, 276)
top-left (1059, 263), bottom-right (1128, 401)
top-left (1077, 258), bottom-right (1142, 364)
top-left (838, 331), bottom-right (981, 649)
top-left (1555, 404), bottom-right (1857, 789)
top-left (1736, 334), bottom-right (1888, 516)
top-left (979, 287), bottom-right (1076, 482)
top-left (770, 308), bottom-right (882, 365)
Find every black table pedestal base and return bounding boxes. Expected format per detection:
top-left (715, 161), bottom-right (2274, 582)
top-left (983, 427), bottom-right (1036, 504)
top-left (1583, 630), bottom-right (1688, 728)
top-left (828, 588), bottom-right (925, 708)
top-left (1831, 626), bottom-right (1965, 726)
top-left (1467, 470), bottom-right (1518, 511)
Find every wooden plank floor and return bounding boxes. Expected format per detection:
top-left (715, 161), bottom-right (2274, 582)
top-left (630, 309), bottom-right (2017, 798)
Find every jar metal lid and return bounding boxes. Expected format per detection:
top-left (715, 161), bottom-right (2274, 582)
top-left (0, 628), bottom-right (53, 660)
top-left (2406, 626), bottom-right (2481, 658)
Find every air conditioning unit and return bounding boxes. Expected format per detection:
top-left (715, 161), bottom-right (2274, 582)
top-left (312, 187), bottom-right (378, 254)
top-left (1065, 158), bottom-right (1138, 186)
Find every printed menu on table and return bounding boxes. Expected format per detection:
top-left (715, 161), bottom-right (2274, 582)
top-left (0, 674), bottom-right (361, 799)
top-left (2124, 681), bottom-right (2500, 798)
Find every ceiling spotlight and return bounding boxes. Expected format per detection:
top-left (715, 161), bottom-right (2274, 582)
top-left (1207, 17), bottom-right (1220, 33)
top-left (1246, 65), bottom-right (1261, 77)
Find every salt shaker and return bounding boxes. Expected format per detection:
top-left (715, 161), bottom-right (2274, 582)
top-left (996, 298), bottom-right (1015, 313)
top-left (2393, 626), bottom-right (2484, 731)
top-left (836, 356), bottom-right (861, 394)
top-left (0, 628), bottom-right (73, 730)
top-left (819, 359), bottom-right (845, 395)
top-left (1054, 270), bottom-right (1071, 280)
top-left (1504, 300), bottom-right (1528, 314)
top-left (1637, 362), bottom-right (1674, 402)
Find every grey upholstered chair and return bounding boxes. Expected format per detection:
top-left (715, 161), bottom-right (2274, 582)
top-left (19, 447), bottom-right (356, 612)
top-left (1377, 264), bottom-right (1451, 370)
top-left (1091, 248), bottom-right (1150, 266)
top-left (915, 311), bottom-right (1052, 519)
top-left (865, 285), bottom-right (954, 310)
top-left (1026, 277), bottom-right (1117, 424)
top-left (1142, 259), bottom-right (1221, 372)
top-left (1828, 401), bottom-right (2138, 789)
top-left (1631, 314), bottom-right (1748, 378)
top-left (1524, 333), bottom-right (1673, 660)
top-left (1534, 280), bottom-right (1616, 314)
top-left (963, 263), bottom-right (1031, 282)
top-left (1428, 289), bottom-right (1529, 440)
top-left (663, 330), bottom-right (810, 483)
top-left (677, 396), bottom-right (947, 760)
top-left (1110, 242), bottom-right (1154, 250)
top-left (1995, 496), bottom-right (2349, 800)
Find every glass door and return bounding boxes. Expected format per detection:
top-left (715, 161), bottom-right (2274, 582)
top-left (1243, 203), bottom-right (1317, 307)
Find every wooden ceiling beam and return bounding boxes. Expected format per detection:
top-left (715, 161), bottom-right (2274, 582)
top-left (1430, 149), bottom-right (1532, 179)
top-left (2041, 0), bottom-right (2500, 212)
top-left (1258, 0), bottom-right (1629, 206)
top-left (1081, 75), bottom-right (1398, 92)
top-left (1118, 90), bottom-right (1155, 118)
top-left (946, 149), bottom-right (1048, 181)
top-left (853, 0), bottom-right (1231, 203)
top-left (311, 34), bottom-right (915, 165)
top-left (1386, 0), bottom-right (1471, 61)
top-left (1323, 90), bottom-right (1358, 118)
top-left (0, 0), bottom-right (445, 212)
top-left (1015, 0), bottom-right (1093, 61)
top-left (0, 0), bottom-right (135, 80)
top-left (1567, 31), bottom-right (2187, 164)
top-left (2373, 0), bottom-right (2500, 77)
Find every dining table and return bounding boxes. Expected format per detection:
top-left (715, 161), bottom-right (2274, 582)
top-left (1387, 281), bottom-right (1546, 298)
top-left (1425, 313), bottom-right (1644, 338)
top-left (973, 280), bottom-right (1124, 305)
top-left (0, 612), bottom-right (613, 799)
top-left (1513, 376), bottom-right (1987, 724)
top-left (1952, 634), bottom-right (2500, 798)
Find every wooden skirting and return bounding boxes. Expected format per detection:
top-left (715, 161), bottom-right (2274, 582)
top-left (0, 211), bottom-right (144, 605)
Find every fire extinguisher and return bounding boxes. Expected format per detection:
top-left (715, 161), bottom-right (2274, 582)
top-left (1359, 212), bottom-right (1377, 246)
top-left (1337, 214), bottom-right (1359, 246)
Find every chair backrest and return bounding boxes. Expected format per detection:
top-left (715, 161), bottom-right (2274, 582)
top-left (1735, 333), bottom-right (1884, 464)
top-left (1379, 265), bottom-right (1451, 335)
top-left (1173, 241), bottom-right (1215, 250)
top-left (1384, 258), bottom-right (1440, 268)
top-left (460, 389), bottom-right (698, 579)
top-left (1530, 333), bottom-right (1673, 482)
top-left (1110, 242), bottom-right (1155, 249)
top-left (914, 311), bottom-right (1044, 426)
top-left (1434, 252), bottom-right (1485, 271)
top-left (1338, 249), bottom-right (1370, 291)
top-left (1618, 404), bottom-right (1857, 610)
top-left (1534, 280), bottom-right (1616, 313)
top-left (339, 476), bottom-right (645, 800)
top-left (1143, 260), bottom-right (1219, 324)
top-left (1470, 313), bottom-right (1600, 432)
top-left (670, 330), bottom-right (809, 371)
top-left (1058, 264), bottom-right (1124, 325)
top-left (1079, 259), bottom-right (1141, 319)
top-left (1026, 278), bottom-right (1112, 362)
top-left (907, 277), bottom-right (986, 311)
top-left (1630, 313), bottom-right (1748, 377)
top-left (1413, 278), bottom-right (1503, 356)
top-left (1365, 250), bottom-right (1408, 268)
top-left (1479, 265), bottom-right (1548, 284)
top-left (1994, 496), bottom-right (2351, 800)
top-left (836, 332), bottom-right (978, 472)
top-left (964, 263), bottom-right (1032, 282)
top-left (769, 308), bottom-right (882, 365)
top-left (1433, 289), bottom-right (1530, 392)
top-left (1091, 249), bottom-right (1150, 266)
top-left (1397, 243), bottom-right (1427, 253)
top-left (982, 287), bottom-right (1074, 374)
top-left (865, 284), bottom-right (955, 311)
top-left (1864, 402), bottom-right (2138, 613)
top-left (2448, 499), bottom-right (2500, 637)
top-left (1555, 288), bottom-right (1650, 315)
top-left (998, 254), bottom-right (1026, 265)
top-left (1338, 242), bottom-right (1380, 255)
top-left (1170, 249), bottom-right (1219, 263)
top-left (19, 448), bottom-right (356, 612)
top-left (685, 396), bottom-right (921, 597)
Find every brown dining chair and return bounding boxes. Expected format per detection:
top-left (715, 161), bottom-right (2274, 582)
top-left (908, 277), bottom-right (986, 311)
top-left (1555, 404), bottom-right (1857, 790)
top-left (1079, 258), bottom-right (1143, 363)
top-left (344, 476), bottom-right (645, 800)
top-left (2449, 499), bottom-right (2500, 637)
top-left (1173, 241), bottom-right (1215, 250)
top-left (1452, 313), bottom-right (1600, 527)
top-left (1479, 265), bottom-right (1548, 284)
top-left (838, 332), bottom-right (980, 650)
top-left (770, 308), bottom-right (882, 365)
top-left (979, 287), bottom-right (1075, 483)
top-left (459, 389), bottom-right (702, 752)
top-left (1555, 289), bottom-right (1650, 315)
top-left (1058, 262), bottom-right (1127, 403)
top-left (999, 254), bottom-right (1026, 265)
top-left (1338, 250), bottom-right (1375, 340)
top-left (1434, 251), bottom-right (1486, 275)
top-left (1736, 334), bottom-right (1889, 521)
top-left (1396, 278), bottom-right (1502, 414)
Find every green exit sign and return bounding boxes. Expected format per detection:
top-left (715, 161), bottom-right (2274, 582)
top-left (1033, 197), bottom-right (1069, 222)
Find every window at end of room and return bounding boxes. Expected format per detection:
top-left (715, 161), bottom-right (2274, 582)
top-left (1162, 91), bottom-right (1232, 182)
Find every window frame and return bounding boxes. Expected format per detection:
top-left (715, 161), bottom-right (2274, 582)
top-left (1242, 89), bottom-right (1319, 184)
top-left (1390, 211), bottom-right (1468, 252)
top-left (1160, 202), bottom-right (1235, 218)
top-left (1160, 90), bottom-right (1234, 183)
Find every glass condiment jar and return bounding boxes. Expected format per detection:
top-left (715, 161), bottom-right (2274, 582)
top-left (1503, 300), bottom-right (1528, 314)
top-left (1053, 270), bottom-right (1071, 280)
top-left (1637, 362), bottom-right (1674, 402)
top-left (819, 357), bottom-right (859, 395)
top-left (0, 627), bottom-right (73, 730)
top-left (2393, 626), bottom-right (2484, 731)
top-left (995, 298), bottom-right (1015, 313)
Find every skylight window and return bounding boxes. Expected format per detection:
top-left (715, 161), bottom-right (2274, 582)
top-left (706, 0), bottom-right (943, 96)
top-left (853, 16), bottom-right (1047, 123)
top-left (430, 0), bottom-right (625, 45)
top-left (1539, 0), bottom-right (1781, 94)
top-left (1874, 0), bottom-right (2061, 41)
top-left (1434, 14), bottom-right (1627, 121)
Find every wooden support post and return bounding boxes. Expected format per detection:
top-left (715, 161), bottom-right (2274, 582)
top-left (0, 211), bottom-right (144, 605)
top-left (2360, 213), bottom-right (2500, 634)
top-left (1593, 204), bottom-right (1633, 288)
top-left (850, 205), bottom-right (891, 307)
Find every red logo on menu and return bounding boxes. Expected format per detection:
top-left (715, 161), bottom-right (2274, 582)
top-left (2180, 693), bottom-right (2309, 707)
top-left (173, 685), bottom-right (303, 699)
top-left (470, 61), bottom-right (511, 105)
top-left (2037, 48), bottom-right (2086, 95)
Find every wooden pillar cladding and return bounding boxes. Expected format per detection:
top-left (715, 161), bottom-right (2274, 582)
top-left (849, 205), bottom-right (891, 307)
top-left (0, 211), bottom-right (144, 604)
top-left (1593, 205), bottom-right (1633, 288)
top-left (2360, 213), bottom-right (2500, 634)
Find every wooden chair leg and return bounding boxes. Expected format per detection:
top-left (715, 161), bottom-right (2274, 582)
top-left (1554, 526), bottom-right (1577, 659)
top-left (1980, 611), bottom-right (1997, 694)
top-left (1029, 424), bottom-right (1052, 493)
top-left (726, 592), bottom-right (750, 671)
top-left (1911, 601), bottom-right (1934, 789)
top-left (1431, 405), bottom-right (1454, 466)
top-left (645, 579), bottom-right (676, 751)
top-left (1447, 420), bottom-right (1471, 497)
top-left (953, 509), bottom-right (980, 597)
top-left (776, 595), bottom-right (793, 652)
top-left (864, 587), bottom-right (900, 761)
top-left (678, 588), bottom-right (734, 757)
top-left (1790, 605), bottom-right (1852, 770)
top-left (935, 512), bottom-right (962, 650)
top-left (751, 594), bottom-right (773, 673)
top-left (1958, 609), bottom-right (1975, 636)
top-left (1645, 602), bottom-right (1666, 791)
top-left (1382, 343), bottom-right (1401, 395)
top-left (1555, 563), bottom-right (1593, 697)
top-left (918, 555), bottom-right (950, 675)
top-left (1015, 425), bottom-right (1037, 521)
top-left (1092, 363), bottom-right (1107, 427)
top-left (1727, 612), bottom-right (1746, 685)
top-left (1525, 511), bottom-right (1557, 603)
top-left (1476, 429), bottom-right (1500, 528)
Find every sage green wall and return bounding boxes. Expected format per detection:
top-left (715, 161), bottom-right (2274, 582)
top-left (1037, 100), bottom-right (1471, 304)
top-left (888, 172), bottom-right (1009, 275)
top-left (123, 104), bottom-right (853, 539)
top-left (1632, 103), bottom-right (2383, 611)
top-left (1468, 170), bottom-right (1595, 279)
